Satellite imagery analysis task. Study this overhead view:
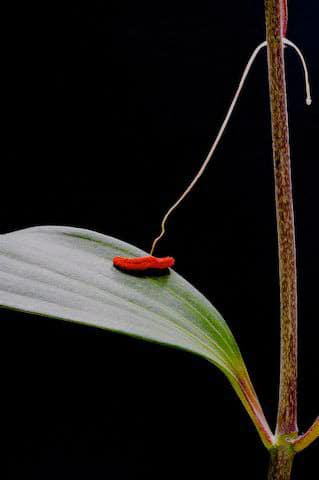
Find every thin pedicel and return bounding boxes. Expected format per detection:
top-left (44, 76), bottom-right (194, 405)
top-left (149, 38), bottom-right (312, 257)
top-left (112, 37), bottom-right (312, 274)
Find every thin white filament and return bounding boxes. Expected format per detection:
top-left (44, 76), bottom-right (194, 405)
top-left (149, 40), bottom-right (267, 255)
top-left (283, 38), bottom-right (312, 105)
top-left (150, 38), bottom-right (312, 256)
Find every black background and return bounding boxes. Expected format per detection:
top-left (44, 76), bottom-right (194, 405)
top-left (2, 1), bottom-right (319, 478)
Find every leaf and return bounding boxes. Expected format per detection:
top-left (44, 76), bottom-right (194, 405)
top-left (0, 226), bottom-right (273, 447)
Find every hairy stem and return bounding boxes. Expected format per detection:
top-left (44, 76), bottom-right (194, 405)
top-left (264, 0), bottom-right (298, 439)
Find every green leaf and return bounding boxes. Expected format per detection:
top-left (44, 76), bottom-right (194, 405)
top-left (0, 226), bottom-right (273, 447)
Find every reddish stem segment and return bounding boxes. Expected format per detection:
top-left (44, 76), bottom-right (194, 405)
top-left (281, 0), bottom-right (288, 37)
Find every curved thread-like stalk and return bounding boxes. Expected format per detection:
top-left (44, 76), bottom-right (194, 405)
top-left (150, 38), bottom-right (311, 256)
top-left (149, 40), bottom-right (267, 255)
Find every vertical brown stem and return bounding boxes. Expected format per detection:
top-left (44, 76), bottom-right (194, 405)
top-left (264, 0), bottom-right (298, 439)
top-left (268, 448), bottom-right (295, 480)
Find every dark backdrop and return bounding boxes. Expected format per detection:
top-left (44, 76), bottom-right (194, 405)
top-left (2, 1), bottom-right (318, 478)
